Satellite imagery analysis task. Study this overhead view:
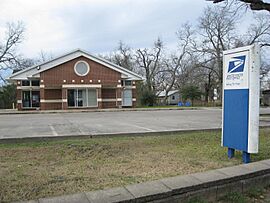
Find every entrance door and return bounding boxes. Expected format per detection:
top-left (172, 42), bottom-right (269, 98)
top-left (22, 91), bottom-right (40, 108)
top-left (32, 91), bottom-right (40, 107)
top-left (122, 89), bottom-right (132, 107)
top-left (22, 91), bottom-right (31, 108)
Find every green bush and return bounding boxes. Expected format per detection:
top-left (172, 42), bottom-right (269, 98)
top-left (0, 84), bottom-right (16, 109)
top-left (181, 85), bottom-right (202, 106)
top-left (136, 82), bottom-right (157, 107)
top-left (140, 89), bottom-right (157, 106)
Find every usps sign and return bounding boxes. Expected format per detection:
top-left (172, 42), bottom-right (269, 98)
top-left (222, 44), bottom-right (260, 163)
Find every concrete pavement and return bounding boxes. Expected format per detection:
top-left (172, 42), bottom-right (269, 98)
top-left (1, 108), bottom-right (270, 140)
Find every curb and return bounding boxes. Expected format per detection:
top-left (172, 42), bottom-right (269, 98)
top-left (0, 128), bottom-right (221, 144)
top-left (14, 159), bottom-right (270, 203)
top-left (0, 107), bottom-right (206, 115)
top-left (2, 126), bottom-right (270, 144)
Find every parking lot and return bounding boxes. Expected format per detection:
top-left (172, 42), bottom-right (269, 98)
top-left (0, 108), bottom-right (270, 140)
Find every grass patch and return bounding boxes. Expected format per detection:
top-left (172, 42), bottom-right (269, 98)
top-left (187, 197), bottom-right (209, 203)
top-left (218, 186), bottom-right (270, 203)
top-left (219, 192), bottom-right (247, 203)
top-left (1, 128), bottom-right (270, 202)
top-left (246, 187), bottom-right (264, 199)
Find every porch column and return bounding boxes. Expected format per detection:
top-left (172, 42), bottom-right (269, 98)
top-left (132, 81), bottom-right (137, 107)
top-left (16, 81), bottom-right (22, 110)
top-left (97, 88), bottom-right (102, 108)
top-left (62, 88), bottom-right (67, 110)
top-left (40, 87), bottom-right (45, 110)
top-left (116, 87), bottom-right (122, 108)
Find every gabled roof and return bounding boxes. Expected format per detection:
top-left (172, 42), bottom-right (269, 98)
top-left (7, 49), bottom-right (144, 81)
top-left (157, 90), bottom-right (179, 97)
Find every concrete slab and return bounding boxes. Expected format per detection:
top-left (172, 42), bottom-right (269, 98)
top-left (216, 165), bottom-right (253, 179)
top-left (39, 193), bottom-right (90, 203)
top-left (85, 187), bottom-right (134, 203)
top-left (1, 109), bottom-right (269, 140)
top-left (0, 109), bottom-right (219, 140)
top-left (259, 159), bottom-right (270, 167)
top-left (125, 180), bottom-right (172, 202)
top-left (240, 161), bottom-right (270, 174)
top-left (160, 174), bottom-right (202, 194)
top-left (190, 170), bottom-right (229, 186)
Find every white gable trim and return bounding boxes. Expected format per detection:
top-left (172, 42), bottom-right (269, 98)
top-left (8, 49), bottom-right (144, 81)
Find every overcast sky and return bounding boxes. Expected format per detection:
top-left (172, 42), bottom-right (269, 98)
top-left (1, 0), bottom-right (268, 60)
top-left (0, 0), bottom-right (218, 58)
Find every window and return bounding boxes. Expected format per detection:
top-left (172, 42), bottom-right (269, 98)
top-left (88, 89), bottom-right (97, 106)
top-left (21, 80), bottom-right (40, 86)
top-left (22, 80), bottom-right (30, 86)
top-left (74, 61), bottom-right (90, 76)
top-left (124, 80), bottom-right (132, 86)
top-left (68, 88), bottom-right (97, 107)
top-left (31, 80), bottom-right (40, 86)
top-left (172, 95), bottom-right (175, 100)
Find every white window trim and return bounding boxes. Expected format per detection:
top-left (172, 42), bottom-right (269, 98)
top-left (62, 84), bottom-right (101, 88)
top-left (74, 60), bottom-right (90, 76)
top-left (40, 99), bottom-right (63, 103)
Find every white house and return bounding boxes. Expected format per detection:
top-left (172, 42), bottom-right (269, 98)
top-left (157, 90), bottom-right (181, 105)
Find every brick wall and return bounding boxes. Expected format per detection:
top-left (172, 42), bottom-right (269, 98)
top-left (44, 89), bottom-right (62, 99)
top-left (42, 103), bottom-right (62, 110)
top-left (102, 89), bottom-right (116, 99)
top-left (40, 56), bottom-right (121, 86)
top-left (102, 102), bottom-right (116, 108)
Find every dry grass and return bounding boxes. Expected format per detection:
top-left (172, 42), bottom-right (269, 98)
top-left (1, 129), bottom-right (270, 202)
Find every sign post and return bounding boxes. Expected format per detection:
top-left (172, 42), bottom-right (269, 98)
top-left (222, 44), bottom-right (260, 163)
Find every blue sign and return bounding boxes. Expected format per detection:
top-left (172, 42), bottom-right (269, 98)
top-left (222, 44), bottom-right (260, 163)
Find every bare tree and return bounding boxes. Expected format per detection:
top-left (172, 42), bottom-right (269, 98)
top-left (207, 0), bottom-right (270, 12)
top-left (193, 5), bottom-right (237, 100)
top-left (99, 41), bottom-right (135, 72)
top-left (37, 50), bottom-right (54, 63)
top-left (0, 22), bottom-right (25, 83)
top-left (135, 38), bottom-right (163, 92)
top-left (112, 41), bottom-right (134, 71)
top-left (235, 13), bottom-right (270, 82)
top-left (156, 23), bottom-right (195, 104)
top-left (245, 13), bottom-right (270, 46)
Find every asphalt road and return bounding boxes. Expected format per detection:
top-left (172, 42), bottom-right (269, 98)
top-left (0, 108), bottom-right (270, 139)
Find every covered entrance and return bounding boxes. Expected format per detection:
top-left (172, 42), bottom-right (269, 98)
top-left (22, 91), bottom-right (40, 108)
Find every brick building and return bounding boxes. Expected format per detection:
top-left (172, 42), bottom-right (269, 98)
top-left (8, 49), bottom-right (143, 110)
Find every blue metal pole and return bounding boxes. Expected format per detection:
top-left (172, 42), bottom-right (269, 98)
top-left (228, 148), bottom-right (235, 159)
top-left (242, 151), bottom-right (251, 163)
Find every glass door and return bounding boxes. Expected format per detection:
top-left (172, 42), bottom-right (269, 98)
top-left (32, 91), bottom-right (40, 107)
top-left (68, 89), bottom-right (75, 107)
top-left (22, 91), bottom-right (31, 108)
top-left (22, 91), bottom-right (40, 108)
top-left (68, 89), bottom-right (87, 107)
top-left (77, 89), bottom-right (83, 106)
